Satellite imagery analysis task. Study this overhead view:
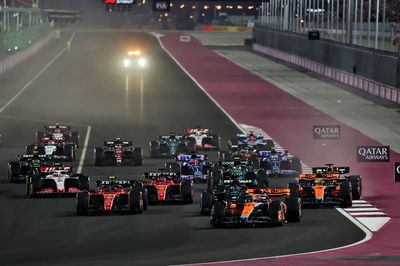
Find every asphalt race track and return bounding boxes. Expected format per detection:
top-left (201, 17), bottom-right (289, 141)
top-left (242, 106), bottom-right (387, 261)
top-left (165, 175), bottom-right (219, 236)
top-left (0, 31), bottom-right (365, 266)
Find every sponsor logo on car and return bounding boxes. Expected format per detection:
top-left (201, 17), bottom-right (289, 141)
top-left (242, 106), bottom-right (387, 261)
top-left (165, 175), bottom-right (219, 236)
top-left (357, 146), bottom-right (390, 162)
top-left (313, 125), bottom-right (341, 139)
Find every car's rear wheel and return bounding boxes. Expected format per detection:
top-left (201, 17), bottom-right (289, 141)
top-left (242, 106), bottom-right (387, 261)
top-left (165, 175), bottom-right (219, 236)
top-left (133, 147), bottom-right (143, 166)
top-left (129, 190), bottom-right (143, 214)
top-left (200, 190), bottom-right (214, 215)
top-left (285, 197), bottom-right (302, 222)
top-left (181, 180), bottom-right (193, 204)
top-left (348, 175), bottom-right (362, 200)
top-left (76, 192), bottom-right (89, 215)
top-left (211, 201), bottom-right (225, 227)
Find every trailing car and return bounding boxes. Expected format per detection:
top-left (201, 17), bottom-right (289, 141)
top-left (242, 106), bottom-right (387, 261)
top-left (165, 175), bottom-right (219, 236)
top-left (94, 138), bottom-right (142, 166)
top-left (227, 133), bottom-right (274, 152)
top-left (142, 172), bottom-right (194, 204)
top-left (26, 166), bottom-right (89, 197)
top-left (76, 177), bottom-right (147, 215)
top-left (26, 136), bottom-right (76, 161)
top-left (36, 124), bottom-right (79, 148)
top-left (207, 159), bottom-right (269, 190)
top-left (255, 149), bottom-right (302, 175)
top-left (150, 132), bottom-right (195, 158)
top-left (208, 183), bottom-right (301, 227)
top-left (184, 127), bottom-right (220, 150)
top-left (312, 164), bottom-right (362, 200)
top-left (8, 153), bottom-right (59, 183)
top-left (165, 153), bottom-right (211, 182)
top-left (294, 172), bottom-right (353, 208)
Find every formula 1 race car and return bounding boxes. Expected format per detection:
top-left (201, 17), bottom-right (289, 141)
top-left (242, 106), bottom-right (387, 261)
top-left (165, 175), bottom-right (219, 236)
top-left (142, 172), bottom-right (194, 204)
top-left (184, 127), bottom-right (220, 150)
top-left (8, 153), bottom-right (60, 183)
top-left (76, 177), bottom-right (147, 215)
top-left (94, 138), bottom-right (142, 166)
top-left (295, 172), bottom-right (353, 207)
top-left (228, 133), bottom-right (274, 152)
top-left (36, 124), bottom-right (79, 148)
top-left (26, 166), bottom-right (89, 197)
top-left (165, 153), bottom-right (211, 182)
top-left (208, 184), bottom-right (301, 227)
top-left (26, 137), bottom-right (76, 161)
top-left (312, 164), bottom-right (362, 200)
top-left (207, 159), bottom-right (269, 190)
top-left (255, 149), bottom-right (302, 175)
top-left (122, 49), bottom-right (147, 72)
top-left (150, 132), bottom-right (195, 158)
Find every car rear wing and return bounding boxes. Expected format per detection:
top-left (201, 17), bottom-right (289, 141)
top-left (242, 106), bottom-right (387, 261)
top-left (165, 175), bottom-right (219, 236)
top-left (221, 179), bottom-right (254, 185)
top-left (247, 188), bottom-right (291, 197)
top-left (299, 173), bottom-right (341, 180)
top-left (185, 128), bottom-right (209, 134)
top-left (312, 166), bottom-right (350, 174)
top-left (40, 166), bottom-right (72, 173)
top-left (159, 135), bottom-right (184, 140)
top-left (177, 154), bottom-right (207, 161)
top-left (218, 160), bottom-right (251, 167)
top-left (45, 125), bottom-right (70, 131)
top-left (144, 172), bottom-right (180, 179)
top-left (104, 140), bottom-right (132, 146)
top-left (258, 150), bottom-right (286, 157)
top-left (95, 180), bottom-right (133, 187)
top-left (18, 154), bottom-right (48, 159)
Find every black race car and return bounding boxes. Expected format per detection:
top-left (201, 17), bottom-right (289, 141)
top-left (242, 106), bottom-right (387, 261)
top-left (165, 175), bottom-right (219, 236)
top-left (94, 138), bottom-right (142, 166)
top-left (8, 153), bottom-right (61, 183)
top-left (150, 132), bottom-right (195, 158)
top-left (26, 136), bottom-right (76, 161)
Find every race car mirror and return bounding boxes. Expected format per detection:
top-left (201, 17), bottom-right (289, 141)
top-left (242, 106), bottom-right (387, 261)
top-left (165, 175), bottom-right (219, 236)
top-left (395, 162), bottom-right (400, 182)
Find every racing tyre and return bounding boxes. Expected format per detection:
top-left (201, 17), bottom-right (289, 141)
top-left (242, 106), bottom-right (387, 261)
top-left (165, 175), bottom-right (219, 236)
top-left (211, 201), bottom-right (225, 226)
top-left (269, 200), bottom-right (285, 226)
top-left (76, 192), bottom-right (89, 215)
top-left (288, 183), bottom-right (300, 197)
top-left (166, 162), bottom-right (180, 173)
top-left (78, 175), bottom-right (90, 191)
top-left (65, 145), bottom-right (76, 161)
top-left (27, 176), bottom-right (41, 198)
top-left (291, 157), bottom-right (302, 173)
top-left (212, 135), bottom-right (220, 150)
top-left (339, 181), bottom-right (352, 208)
top-left (186, 140), bottom-right (196, 153)
top-left (129, 190), bottom-right (143, 214)
top-left (133, 147), bottom-right (143, 166)
top-left (200, 190), bottom-right (214, 215)
top-left (218, 151), bottom-right (231, 162)
top-left (181, 180), bottom-right (193, 203)
top-left (71, 132), bottom-right (79, 148)
top-left (260, 160), bottom-right (272, 170)
top-left (256, 169), bottom-right (269, 187)
top-left (348, 175), bottom-right (362, 200)
top-left (285, 197), bottom-right (302, 222)
top-left (94, 147), bottom-right (104, 166)
top-left (25, 144), bottom-right (35, 155)
top-left (36, 131), bottom-right (45, 143)
top-left (208, 169), bottom-right (222, 190)
top-left (280, 160), bottom-right (291, 170)
top-left (8, 162), bottom-right (20, 183)
top-left (264, 139), bottom-right (275, 150)
top-left (150, 141), bottom-right (159, 158)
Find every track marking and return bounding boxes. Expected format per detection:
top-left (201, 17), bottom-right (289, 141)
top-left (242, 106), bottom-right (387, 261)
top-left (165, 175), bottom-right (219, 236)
top-left (0, 32), bottom-right (77, 114)
top-left (76, 125), bottom-right (91, 174)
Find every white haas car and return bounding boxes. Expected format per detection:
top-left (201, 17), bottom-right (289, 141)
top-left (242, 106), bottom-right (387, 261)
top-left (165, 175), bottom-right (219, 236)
top-left (26, 166), bottom-right (89, 197)
top-left (184, 127), bottom-right (220, 150)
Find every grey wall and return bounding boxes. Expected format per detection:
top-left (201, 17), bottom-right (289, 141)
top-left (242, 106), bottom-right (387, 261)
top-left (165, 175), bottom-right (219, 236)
top-left (253, 26), bottom-right (400, 88)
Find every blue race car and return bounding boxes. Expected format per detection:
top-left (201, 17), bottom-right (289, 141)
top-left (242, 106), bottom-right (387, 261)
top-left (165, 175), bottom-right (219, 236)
top-left (165, 153), bottom-right (211, 182)
top-left (256, 149), bottom-right (302, 176)
top-left (150, 132), bottom-right (195, 158)
top-left (227, 133), bottom-right (274, 152)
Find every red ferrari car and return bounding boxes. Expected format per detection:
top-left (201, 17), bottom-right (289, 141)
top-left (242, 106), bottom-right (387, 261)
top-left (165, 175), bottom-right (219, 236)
top-left (76, 177), bottom-right (147, 215)
top-left (143, 172), bottom-right (194, 204)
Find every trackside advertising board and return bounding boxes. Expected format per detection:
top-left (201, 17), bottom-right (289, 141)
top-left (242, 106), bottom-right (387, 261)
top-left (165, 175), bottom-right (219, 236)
top-left (395, 163), bottom-right (400, 182)
top-left (357, 146), bottom-right (390, 162)
top-left (313, 125), bottom-right (341, 139)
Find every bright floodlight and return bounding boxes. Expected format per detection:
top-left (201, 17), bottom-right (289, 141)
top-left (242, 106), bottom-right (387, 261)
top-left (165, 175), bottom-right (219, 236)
top-left (123, 59), bottom-right (131, 68)
top-left (138, 58), bottom-right (146, 68)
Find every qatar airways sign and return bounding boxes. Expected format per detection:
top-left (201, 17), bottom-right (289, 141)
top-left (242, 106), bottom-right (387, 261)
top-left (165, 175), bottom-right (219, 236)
top-left (395, 163), bottom-right (400, 182)
top-left (313, 125), bottom-right (341, 139)
top-left (357, 146), bottom-right (390, 162)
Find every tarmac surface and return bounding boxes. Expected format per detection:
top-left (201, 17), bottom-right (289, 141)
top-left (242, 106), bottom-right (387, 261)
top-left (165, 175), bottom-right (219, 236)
top-left (0, 31), bottom-right (365, 266)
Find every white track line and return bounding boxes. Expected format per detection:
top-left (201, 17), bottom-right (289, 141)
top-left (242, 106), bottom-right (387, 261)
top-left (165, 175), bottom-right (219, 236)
top-left (345, 208), bottom-right (381, 212)
top-left (350, 212), bottom-right (386, 216)
top-left (154, 32), bottom-right (373, 266)
top-left (76, 125), bottom-right (91, 174)
top-left (151, 32), bottom-right (246, 135)
top-left (0, 32), bottom-right (76, 114)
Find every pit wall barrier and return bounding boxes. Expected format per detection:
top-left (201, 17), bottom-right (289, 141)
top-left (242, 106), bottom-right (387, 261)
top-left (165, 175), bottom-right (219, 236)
top-left (253, 43), bottom-right (400, 105)
top-left (202, 25), bottom-right (252, 32)
top-left (0, 30), bottom-right (59, 75)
